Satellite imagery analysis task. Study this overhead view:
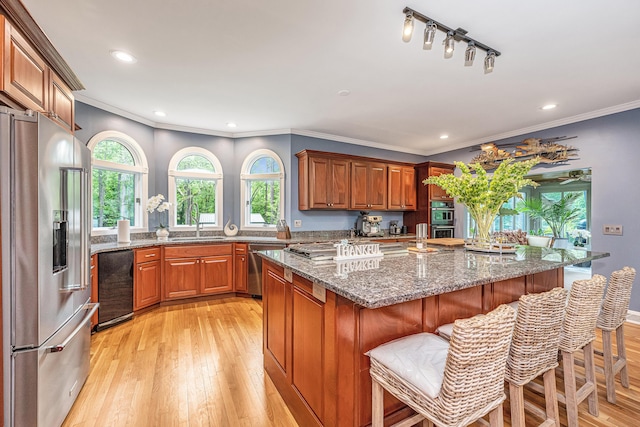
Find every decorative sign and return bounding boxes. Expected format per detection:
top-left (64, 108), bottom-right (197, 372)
top-left (335, 258), bottom-right (382, 278)
top-left (470, 136), bottom-right (578, 170)
top-left (333, 240), bottom-right (383, 261)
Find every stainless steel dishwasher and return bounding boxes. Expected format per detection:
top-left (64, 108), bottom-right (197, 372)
top-left (248, 242), bottom-right (287, 297)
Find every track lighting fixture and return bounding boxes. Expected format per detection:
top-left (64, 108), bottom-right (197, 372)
top-left (402, 11), bottom-right (414, 43)
top-left (443, 32), bottom-right (455, 59)
top-left (465, 41), bottom-right (476, 66)
top-left (401, 7), bottom-right (501, 73)
top-left (423, 21), bottom-right (437, 50)
top-left (484, 50), bottom-right (496, 74)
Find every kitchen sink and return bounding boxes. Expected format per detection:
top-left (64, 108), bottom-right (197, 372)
top-left (170, 236), bottom-right (226, 241)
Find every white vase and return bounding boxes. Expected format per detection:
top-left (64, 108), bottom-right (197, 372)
top-left (527, 235), bottom-right (551, 247)
top-left (156, 227), bottom-right (170, 241)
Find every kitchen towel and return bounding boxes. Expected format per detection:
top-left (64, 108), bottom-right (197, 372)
top-left (117, 220), bottom-right (131, 243)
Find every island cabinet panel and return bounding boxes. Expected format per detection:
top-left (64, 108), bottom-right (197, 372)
top-left (134, 247), bottom-right (162, 310)
top-left (264, 265), bottom-right (289, 373)
top-left (528, 268), bottom-right (564, 294)
top-left (200, 255), bottom-right (233, 294)
top-left (350, 161), bottom-right (387, 210)
top-left (387, 165), bottom-right (416, 211)
top-left (489, 277), bottom-right (527, 309)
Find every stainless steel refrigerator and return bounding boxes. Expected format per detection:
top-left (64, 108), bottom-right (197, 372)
top-left (0, 107), bottom-right (98, 426)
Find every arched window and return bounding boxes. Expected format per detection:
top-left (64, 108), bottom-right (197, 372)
top-left (88, 131), bottom-right (149, 235)
top-left (168, 147), bottom-right (223, 229)
top-left (240, 149), bottom-right (285, 229)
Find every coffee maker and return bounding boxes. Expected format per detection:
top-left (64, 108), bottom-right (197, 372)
top-left (355, 211), bottom-right (384, 237)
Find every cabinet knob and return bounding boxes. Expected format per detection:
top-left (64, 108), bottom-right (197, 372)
top-left (241, 257), bottom-right (245, 261)
top-left (139, 266), bottom-right (142, 271)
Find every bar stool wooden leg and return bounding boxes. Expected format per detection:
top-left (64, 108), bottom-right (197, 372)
top-left (584, 341), bottom-right (599, 416)
top-left (562, 350), bottom-right (579, 427)
top-left (602, 329), bottom-right (617, 404)
top-left (372, 378), bottom-right (384, 427)
top-left (489, 404), bottom-right (503, 427)
top-left (617, 324), bottom-right (630, 388)
top-left (509, 383), bottom-right (526, 427)
top-left (543, 368), bottom-right (560, 426)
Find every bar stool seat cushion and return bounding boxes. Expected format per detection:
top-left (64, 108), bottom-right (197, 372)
top-left (367, 333), bottom-right (449, 399)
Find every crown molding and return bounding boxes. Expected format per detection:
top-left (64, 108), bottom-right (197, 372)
top-left (424, 99), bottom-right (640, 156)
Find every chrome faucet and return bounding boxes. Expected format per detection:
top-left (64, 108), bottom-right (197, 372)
top-left (192, 201), bottom-right (201, 238)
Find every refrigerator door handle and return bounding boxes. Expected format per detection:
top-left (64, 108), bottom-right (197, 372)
top-left (47, 303), bottom-right (99, 353)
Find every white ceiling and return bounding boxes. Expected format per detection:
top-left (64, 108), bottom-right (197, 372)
top-left (22, 0), bottom-right (640, 155)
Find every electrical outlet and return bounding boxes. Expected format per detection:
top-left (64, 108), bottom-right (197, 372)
top-left (294, 220), bottom-right (302, 227)
top-left (603, 224), bottom-right (623, 236)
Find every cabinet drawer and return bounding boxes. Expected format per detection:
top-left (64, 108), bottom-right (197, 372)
top-left (234, 243), bottom-right (248, 254)
top-left (164, 244), bottom-right (233, 258)
top-left (135, 247), bottom-right (161, 263)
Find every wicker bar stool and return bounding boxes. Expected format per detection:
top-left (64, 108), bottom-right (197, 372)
top-left (368, 304), bottom-right (516, 427)
top-left (505, 287), bottom-right (567, 427)
top-left (596, 266), bottom-right (636, 404)
top-left (557, 274), bottom-right (607, 427)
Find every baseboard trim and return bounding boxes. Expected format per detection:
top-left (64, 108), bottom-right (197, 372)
top-left (627, 310), bottom-right (640, 325)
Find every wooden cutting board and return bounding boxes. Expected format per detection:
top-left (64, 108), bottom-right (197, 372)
top-left (426, 238), bottom-right (466, 247)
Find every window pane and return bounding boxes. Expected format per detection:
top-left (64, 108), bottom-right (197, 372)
top-left (93, 139), bottom-right (134, 165)
top-left (92, 168), bottom-right (136, 227)
top-left (248, 179), bottom-right (280, 225)
top-left (250, 156), bottom-right (280, 174)
top-left (175, 178), bottom-right (217, 225)
top-left (177, 155), bottom-right (215, 172)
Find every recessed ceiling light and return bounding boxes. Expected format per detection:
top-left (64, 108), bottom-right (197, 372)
top-left (153, 111), bottom-right (166, 117)
top-left (337, 90), bottom-right (351, 96)
top-left (440, 134), bottom-right (449, 139)
top-left (110, 50), bottom-right (137, 63)
top-left (227, 122), bottom-right (237, 128)
top-left (541, 104), bottom-right (557, 110)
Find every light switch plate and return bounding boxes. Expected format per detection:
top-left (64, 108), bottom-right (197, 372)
top-left (294, 220), bottom-right (302, 227)
top-left (603, 224), bottom-right (623, 236)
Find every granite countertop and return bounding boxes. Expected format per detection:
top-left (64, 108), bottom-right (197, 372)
top-left (258, 245), bottom-right (610, 309)
top-left (90, 233), bottom-right (416, 254)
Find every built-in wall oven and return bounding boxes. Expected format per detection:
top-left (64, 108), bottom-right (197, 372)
top-left (431, 201), bottom-right (454, 238)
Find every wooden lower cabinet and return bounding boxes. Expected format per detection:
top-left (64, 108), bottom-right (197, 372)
top-left (262, 259), bottom-right (563, 427)
top-left (163, 244), bottom-right (233, 300)
top-left (234, 243), bottom-right (248, 293)
top-left (134, 247), bottom-right (162, 310)
top-left (90, 254), bottom-right (98, 328)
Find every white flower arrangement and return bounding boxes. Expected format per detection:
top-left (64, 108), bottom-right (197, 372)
top-left (146, 194), bottom-right (172, 228)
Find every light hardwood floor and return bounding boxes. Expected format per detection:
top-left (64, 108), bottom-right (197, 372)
top-left (63, 297), bottom-right (640, 427)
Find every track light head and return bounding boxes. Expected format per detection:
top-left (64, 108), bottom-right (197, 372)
top-left (423, 21), bottom-right (437, 50)
top-left (484, 50), bottom-right (496, 74)
top-left (402, 11), bottom-right (414, 43)
top-left (443, 31), bottom-right (455, 59)
top-left (465, 41), bottom-right (476, 66)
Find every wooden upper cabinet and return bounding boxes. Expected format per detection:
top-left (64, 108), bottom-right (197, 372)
top-left (388, 165), bottom-right (416, 211)
top-left (297, 151), bottom-right (350, 210)
top-left (428, 166), bottom-right (454, 200)
top-left (1, 16), bottom-right (48, 112)
top-left (0, 16), bottom-right (76, 133)
top-left (350, 161), bottom-right (387, 210)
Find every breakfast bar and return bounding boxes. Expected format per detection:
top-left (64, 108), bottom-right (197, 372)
top-left (259, 245), bottom-right (609, 427)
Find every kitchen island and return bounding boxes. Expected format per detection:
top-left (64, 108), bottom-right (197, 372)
top-left (259, 245), bottom-right (609, 427)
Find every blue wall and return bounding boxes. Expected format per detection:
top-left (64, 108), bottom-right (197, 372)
top-left (76, 102), bottom-right (640, 310)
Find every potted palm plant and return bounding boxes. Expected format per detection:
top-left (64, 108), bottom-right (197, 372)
top-left (517, 193), bottom-right (581, 247)
top-left (424, 158), bottom-right (539, 249)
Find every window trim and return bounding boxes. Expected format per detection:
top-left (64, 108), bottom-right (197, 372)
top-left (168, 147), bottom-right (224, 230)
top-left (240, 149), bottom-right (285, 230)
top-left (87, 130), bottom-right (149, 236)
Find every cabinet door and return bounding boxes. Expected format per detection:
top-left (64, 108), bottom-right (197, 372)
top-left (329, 159), bottom-right (350, 209)
top-left (200, 255), bottom-right (233, 294)
top-left (292, 286), bottom-right (325, 422)
top-left (402, 167), bottom-right (417, 210)
top-left (163, 257), bottom-right (199, 300)
top-left (429, 167), bottom-right (454, 200)
top-left (48, 70), bottom-right (74, 133)
top-left (387, 165), bottom-right (403, 210)
top-left (235, 253), bottom-right (248, 292)
top-left (368, 162), bottom-right (387, 210)
top-left (264, 266), bottom-right (289, 372)
top-left (134, 260), bottom-right (161, 310)
top-left (1, 17), bottom-right (48, 112)
top-left (350, 162), bottom-right (370, 209)
top-left (308, 156), bottom-right (331, 208)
